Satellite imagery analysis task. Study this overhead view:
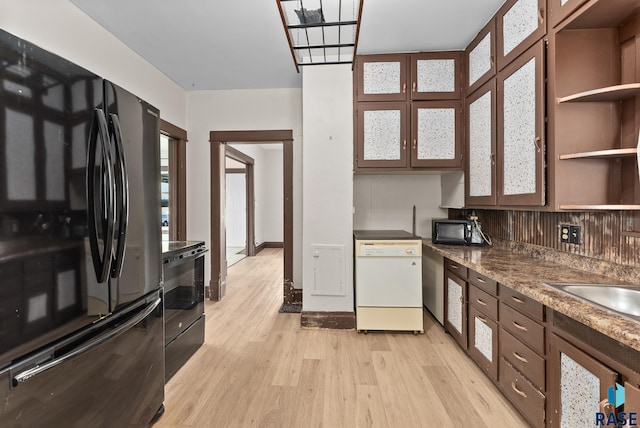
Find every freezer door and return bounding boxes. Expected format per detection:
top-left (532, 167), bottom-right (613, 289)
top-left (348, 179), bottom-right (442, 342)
top-left (104, 81), bottom-right (161, 311)
top-left (0, 292), bottom-right (164, 427)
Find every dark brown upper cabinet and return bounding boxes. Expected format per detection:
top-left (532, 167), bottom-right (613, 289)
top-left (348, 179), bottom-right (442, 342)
top-left (355, 54), bottom-right (409, 102)
top-left (466, 18), bottom-right (497, 96)
top-left (496, 40), bottom-right (546, 206)
top-left (465, 79), bottom-right (497, 207)
top-left (410, 101), bottom-right (462, 168)
top-left (496, 0), bottom-right (546, 71)
top-left (410, 52), bottom-right (462, 100)
top-left (548, 0), bottom-right (588, 28)
top-left (355, 102), bottom-right (409, 168)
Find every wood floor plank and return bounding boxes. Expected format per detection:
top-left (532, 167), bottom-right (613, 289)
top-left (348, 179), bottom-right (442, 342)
top-left (155, 248), bottom-right (530, 428)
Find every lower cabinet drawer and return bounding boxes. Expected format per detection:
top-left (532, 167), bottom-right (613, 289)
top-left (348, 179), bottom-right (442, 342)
top-left (500, 302), bottom-right (545, 355)
top-left (499, 359), bottom-right (546, 428)
top-left (499, 328), bottom-right (545, 390)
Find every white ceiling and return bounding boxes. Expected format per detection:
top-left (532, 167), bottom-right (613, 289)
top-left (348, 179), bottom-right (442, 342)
top-left (69, 0), bottom-right (506, 91)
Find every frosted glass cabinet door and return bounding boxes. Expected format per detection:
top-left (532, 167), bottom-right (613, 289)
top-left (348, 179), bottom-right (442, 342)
top-left (466, 19), bottom-right (496, 94)
top-left (468, 305), bottom-right (498, 380)
top-left (444, 272), bottom-right (466, 349)
top-left (496, 0), bottom-right (546, 69)
top-left (411, 101), bottom-right (462, 168)
top-left (356, 102), bottom-right (408, 168)
top-left (410, 52), bottom-right (461, 100)
top-left (466, 80), bottom-right (496, 206)
top-left (497, 41), bottom-right (545, 206)
top-left (356, 54), bottom-right (408, 102)
top-left (549, 335), bottom-right (618, 428)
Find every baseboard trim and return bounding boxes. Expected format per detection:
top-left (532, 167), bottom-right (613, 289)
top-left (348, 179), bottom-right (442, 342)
top-left (301, 311), bottom-right (356, 330)
top-left (256, 241), bottom-right (284, 253)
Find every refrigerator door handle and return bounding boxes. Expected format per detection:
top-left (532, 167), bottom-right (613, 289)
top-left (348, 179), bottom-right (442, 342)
top-left (108, 113), bottom-right (129, 279)
top-left (87, 108), bottom-right (116, 284)
top-left (12, 297), bottom-right (161, 386)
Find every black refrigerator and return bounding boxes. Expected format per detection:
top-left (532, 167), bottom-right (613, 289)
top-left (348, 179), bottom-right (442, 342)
top-left (0, 29), bottom-right (164, 426)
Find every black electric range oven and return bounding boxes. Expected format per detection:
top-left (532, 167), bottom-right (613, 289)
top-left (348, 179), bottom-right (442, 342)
top-left (161, 241), bottom-right (207, 381)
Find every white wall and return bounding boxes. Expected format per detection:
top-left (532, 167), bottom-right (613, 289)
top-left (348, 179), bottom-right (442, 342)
top-left (353, 175), bottom-right (448, 238)
top-left (186, 89), bottom-right (302, 288)
top-left (228, 144), bottom-right (284, 246)
top-left (302, 65), bottom-right (354, 312)
top-left (225, 173), bottom-right (246, 247)
top-left (1, 0), bottom-right (187, 128)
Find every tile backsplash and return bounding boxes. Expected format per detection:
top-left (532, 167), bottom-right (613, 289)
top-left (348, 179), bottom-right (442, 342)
top-left (452, 209), bottom-right (640, 269)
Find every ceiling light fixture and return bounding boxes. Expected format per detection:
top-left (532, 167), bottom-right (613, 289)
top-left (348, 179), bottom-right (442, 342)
top-left (276, 0), bottom-right (364, 72)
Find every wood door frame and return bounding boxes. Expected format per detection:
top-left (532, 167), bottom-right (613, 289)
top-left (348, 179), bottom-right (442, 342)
top-left (225, 145), bottom-right (255, 257)
top-left (210, 130), bottom-right (299, 307)
top-left (160, 120), bottom-right (187, 241)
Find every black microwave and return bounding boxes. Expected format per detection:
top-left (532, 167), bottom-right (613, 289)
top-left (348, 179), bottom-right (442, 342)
top-left (432, 219), bottom-right (483, 245)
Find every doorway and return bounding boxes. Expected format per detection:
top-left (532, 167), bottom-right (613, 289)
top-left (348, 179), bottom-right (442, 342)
top-left (210, 130), bottom-right (300, 309)
top-left (225, 145), bottom-right (255, 267)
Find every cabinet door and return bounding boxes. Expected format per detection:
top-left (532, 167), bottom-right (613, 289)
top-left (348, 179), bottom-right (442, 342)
top-left (548, 0), bottom-right (588, 28)
top-left (410, 52), bottom-right (461, 100)
top-left (466, 19), bottom-right (496, 95)
top-left (497, 41), bottom-right (545, 206)
top-left (496, 0), bottom-right (546, 70)
top-left (444, 271), bottom-right (467, 349)
top-left (355, 54), bottom-right (408, 102)
top-left (466, 79), bottom-right (497, 206)
top-left (410, 101), bottom-right (462, 168)
top-left (549, 334), bottom-right (618, 428)
top-left (355, 102), bottom-right (408, 168)
top-left (468, 304), bottom-right (498, 381)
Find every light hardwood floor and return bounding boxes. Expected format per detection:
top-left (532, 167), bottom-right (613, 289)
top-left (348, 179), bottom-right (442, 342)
top-left (154, 248), bottom-right (529, 427)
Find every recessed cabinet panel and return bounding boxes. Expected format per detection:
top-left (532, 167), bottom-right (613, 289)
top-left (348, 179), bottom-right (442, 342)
top-left (497, 41), bottom-right (545, 206)
top-left (356, 54), bottom-right (408, 102)
top-left (411, 101), bottom-right (462, 168)
top-left (497, 0), bottom-right (546, 70)
top-left (466, 81), bottom-right (496, 205)
top-left (364, 62), bottom-right (401, 95)
top-left (502, 58), bottom-right (537, 196)
top-left (411, 52), bottom-right (461, 100)
top-left (356, 102), bottom-right (408, 168)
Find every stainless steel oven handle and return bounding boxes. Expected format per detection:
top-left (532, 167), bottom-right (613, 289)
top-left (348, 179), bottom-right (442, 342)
top-left (12, 297), bottom-right (161, 387)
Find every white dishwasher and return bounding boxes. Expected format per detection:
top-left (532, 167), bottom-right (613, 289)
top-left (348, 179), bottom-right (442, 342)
top-left (354, 230), bottom-right (423, 334)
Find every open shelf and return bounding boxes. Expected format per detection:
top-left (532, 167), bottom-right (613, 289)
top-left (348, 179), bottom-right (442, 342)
top-left (558, 148), bottom-right (638, 160)
top-left (557, 83), bottom-right (640, 103)
top-left (559, 204), bottom-right (640, 210)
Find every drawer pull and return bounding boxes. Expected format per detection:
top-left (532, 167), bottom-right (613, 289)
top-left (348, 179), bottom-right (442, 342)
top-left (511, 382), bottom-right (528, 399)
top-left (412, 82), bottom-right (416, 92)
top-left (512, 296), bottom-right (526, 304)
top-left (476, 315), bottom-right (487, 324)
top-left (451, 264), bottom-right (458, 270)
top-left (476, 277), bottom-right (486, 283)
top-left (476, 298), bottom-right (487, 306)
top-left (513, 321), bottom-right (528, 332)
top-left (512, 351), bottom-right (529, 364)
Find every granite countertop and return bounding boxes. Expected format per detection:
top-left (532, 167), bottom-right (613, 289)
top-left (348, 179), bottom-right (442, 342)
top-left (423, 239), bottom-right (640, 353)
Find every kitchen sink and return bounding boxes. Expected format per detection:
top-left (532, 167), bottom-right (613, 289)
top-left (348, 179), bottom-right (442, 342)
top-left (545, 283), bottom-right (640, 320)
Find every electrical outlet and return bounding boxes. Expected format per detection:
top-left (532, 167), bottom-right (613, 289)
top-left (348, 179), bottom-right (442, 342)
top-left (569, 225), bottom-right (581, 244)
top-left (560, 225), bottom-right (570, 243)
